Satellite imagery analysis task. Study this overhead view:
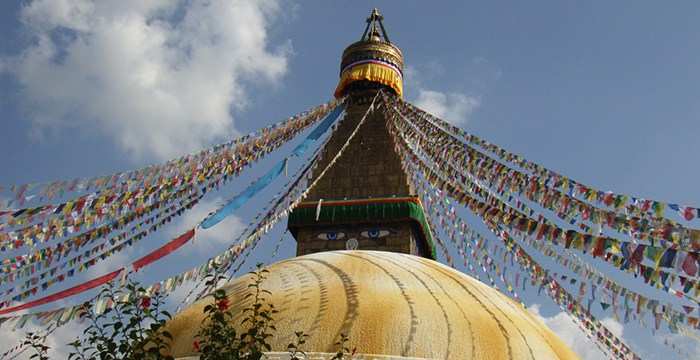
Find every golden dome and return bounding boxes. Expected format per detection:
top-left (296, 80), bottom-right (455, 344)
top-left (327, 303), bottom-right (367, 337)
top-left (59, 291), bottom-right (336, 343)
top-left (164, 250), bottom-right (578, 359)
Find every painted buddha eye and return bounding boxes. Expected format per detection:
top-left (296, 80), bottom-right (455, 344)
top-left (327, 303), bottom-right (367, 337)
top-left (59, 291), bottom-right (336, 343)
top-left (359, 228), bottom-right (394, 239)
top-left (314, 231), bottom-right (347, 241)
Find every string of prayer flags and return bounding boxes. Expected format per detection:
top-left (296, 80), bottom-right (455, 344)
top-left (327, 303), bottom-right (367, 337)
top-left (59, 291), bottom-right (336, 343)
top-left (382, 94), bottom-right (700, 252)
top-left (200, 102), bottom-right (346, 229)
top-left (389, 107), bottom-right (699, 336)
top-left (0, 99), bottom-right (345, 312)
top-left (0, 106), bottom-right (338, 328)
top-left (0, 194), bottom-right (202, 309)
top-left (384, 101), bottom-right (700, 285)
top-left (398, 135), bottom-right (638, 358)
top-left (1, 99), bottom-right (342, 251)
top-left (0, 98), bottom-right (344, 209)
top-left (0, 268), bottom-right (123, 316)
top-left (384, 93), bottom-right (699, 227)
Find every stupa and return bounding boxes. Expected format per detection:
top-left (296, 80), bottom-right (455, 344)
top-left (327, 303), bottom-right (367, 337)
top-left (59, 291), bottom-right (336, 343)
top-left (163, 9), bottom-right (579, 359)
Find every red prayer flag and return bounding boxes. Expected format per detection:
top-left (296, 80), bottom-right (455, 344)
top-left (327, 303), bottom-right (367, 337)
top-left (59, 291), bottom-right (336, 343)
top-left (0, 269), bottom-right (122, 315)
top-left (132, 229), bottom-right (195, 271)
top-left (681, 252), bottom-right (698, 277)
top-left (681, 206), bottom-right (696, 221)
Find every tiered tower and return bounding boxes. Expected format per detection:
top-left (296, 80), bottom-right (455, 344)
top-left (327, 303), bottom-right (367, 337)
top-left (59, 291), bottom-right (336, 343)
top-left (287, 8), bottom-right (435, 259)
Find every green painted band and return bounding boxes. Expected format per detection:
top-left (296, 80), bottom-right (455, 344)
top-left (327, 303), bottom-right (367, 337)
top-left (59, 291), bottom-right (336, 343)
top-left (288, 199), bottom-right (435, 258)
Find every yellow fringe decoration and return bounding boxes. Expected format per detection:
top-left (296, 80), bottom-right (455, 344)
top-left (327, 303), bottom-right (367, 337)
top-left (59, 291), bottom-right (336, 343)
top-left (335, 62), bottom-right (403, 98)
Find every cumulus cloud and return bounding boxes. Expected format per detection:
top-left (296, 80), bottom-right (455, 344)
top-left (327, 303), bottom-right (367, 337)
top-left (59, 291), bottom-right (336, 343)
top-left (4, 0), bottom-right (291, 161)
top-left (529, 304), bottom-right (626, 360)
top-left (404, 61), bottom-right (481, 126)
top-left (414, 89), bottom-right (480, 126)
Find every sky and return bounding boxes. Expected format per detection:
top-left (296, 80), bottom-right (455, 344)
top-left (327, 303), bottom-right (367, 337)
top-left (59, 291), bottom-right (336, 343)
top-left (1, 1), bottom-right (700, 359)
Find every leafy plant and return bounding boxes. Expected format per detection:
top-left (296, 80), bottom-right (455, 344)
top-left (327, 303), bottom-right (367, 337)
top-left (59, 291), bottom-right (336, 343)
top-left (194, 262), bottom-right (279, 360)
top-left (239, 263), bottom-right (278, 359)
top-left (286, 331), bottom-right (308, 360)
top-left (193, 262), bottom-right (241, 359)
top-left (65, 280), bottom-right (173, 360)
top-left (22, 331), bottom-right (50, 360)
top-left (330, 333), bottom-right (353, 360)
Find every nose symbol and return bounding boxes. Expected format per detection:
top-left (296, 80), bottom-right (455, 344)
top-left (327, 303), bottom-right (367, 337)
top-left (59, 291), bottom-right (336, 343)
top-left (346, 238), bottom-right (359, 250)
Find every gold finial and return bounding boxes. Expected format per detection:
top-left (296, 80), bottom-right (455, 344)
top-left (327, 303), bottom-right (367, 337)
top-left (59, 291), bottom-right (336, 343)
top-left (369, 27), bottom-right (381, 41)
top-left (361, 8), bottom-right (391, 43)
top-left (335, 8), bottom-right (404, 98)
top-left (367, 8), bottom-right (382, 24)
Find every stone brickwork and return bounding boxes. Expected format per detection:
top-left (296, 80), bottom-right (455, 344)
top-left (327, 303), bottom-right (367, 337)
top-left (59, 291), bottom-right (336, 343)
top-left (290, 92), bottom-right (432, 259)
top-left (305, 95), bottom-right (413, 200)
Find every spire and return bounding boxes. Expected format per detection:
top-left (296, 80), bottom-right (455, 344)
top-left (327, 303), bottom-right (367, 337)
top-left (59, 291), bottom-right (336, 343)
top-left (290, 9), bottom-right (435, 260)
top-left (334, 8), bottom-right (404, 98)
top-left (361, 8), bottom-right (391, 43)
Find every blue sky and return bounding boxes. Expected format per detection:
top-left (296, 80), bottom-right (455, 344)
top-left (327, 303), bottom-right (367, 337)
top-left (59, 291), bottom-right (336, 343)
top-left (1, 1), bottom-right (699, 358)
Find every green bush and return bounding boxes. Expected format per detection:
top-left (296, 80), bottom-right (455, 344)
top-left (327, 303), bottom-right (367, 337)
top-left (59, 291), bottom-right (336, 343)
top-left (65, 281), bottom-right (173, 360)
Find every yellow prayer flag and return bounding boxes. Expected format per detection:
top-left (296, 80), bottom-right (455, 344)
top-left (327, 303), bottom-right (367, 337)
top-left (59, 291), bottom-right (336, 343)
top-left (610, 241), bottom-right (621, 254)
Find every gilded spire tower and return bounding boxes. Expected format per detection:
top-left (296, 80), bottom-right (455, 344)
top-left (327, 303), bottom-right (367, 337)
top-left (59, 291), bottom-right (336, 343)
top-left (287, 8), bottom-right (435, 259)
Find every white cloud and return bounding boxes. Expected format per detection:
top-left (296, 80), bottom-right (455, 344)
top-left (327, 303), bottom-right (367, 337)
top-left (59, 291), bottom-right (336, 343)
top-left (0, 321), bottom-right (86, 359)
top-left (665, 332), bottom-right (700, 359)
top-left (403, 58), bottom-right (484, 126)
top-left (414, 89), bottom-right (480, 126)
top-left (4, 0), bottom-right (291, 161)
top-left (529, 304), bottom-right (626, 360)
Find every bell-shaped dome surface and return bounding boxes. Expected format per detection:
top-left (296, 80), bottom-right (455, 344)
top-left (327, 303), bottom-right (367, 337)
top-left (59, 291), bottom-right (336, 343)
top-left (164, 250), bottom-right (578, 359)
